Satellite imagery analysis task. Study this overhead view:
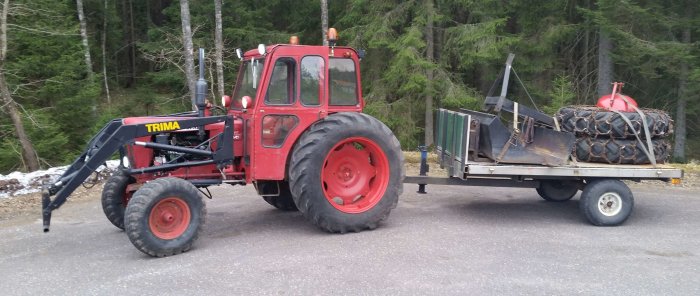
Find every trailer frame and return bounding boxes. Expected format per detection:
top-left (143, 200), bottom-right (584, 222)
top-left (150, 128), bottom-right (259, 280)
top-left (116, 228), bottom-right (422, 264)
top-left (404, 108), bottom-right (683, 226)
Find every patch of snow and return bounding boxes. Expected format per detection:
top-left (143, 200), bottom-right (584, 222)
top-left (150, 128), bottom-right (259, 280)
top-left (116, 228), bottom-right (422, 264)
top-left (0, 160), bottom-right (121, 199)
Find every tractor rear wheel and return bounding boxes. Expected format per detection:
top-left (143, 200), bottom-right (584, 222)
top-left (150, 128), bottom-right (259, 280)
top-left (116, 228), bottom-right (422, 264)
top-left (289, 112), bottom-right (404, 233)
top-left (262, 182), bottom-right (298, 211)
top-left (101, 170), bottom-right (134, 230)
top-left (124, 178), bottom-right (206, 257)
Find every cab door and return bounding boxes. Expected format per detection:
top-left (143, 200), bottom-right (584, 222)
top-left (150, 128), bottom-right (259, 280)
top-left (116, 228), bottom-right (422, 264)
top-left (252, 47), bottom-right (328, 181)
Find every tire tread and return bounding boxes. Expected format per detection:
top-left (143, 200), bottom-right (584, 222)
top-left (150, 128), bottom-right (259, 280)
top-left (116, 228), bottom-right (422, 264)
top-left (289, 112), bottom-right (404, 233)
top-left (124, 178), bottom-right (206, 257)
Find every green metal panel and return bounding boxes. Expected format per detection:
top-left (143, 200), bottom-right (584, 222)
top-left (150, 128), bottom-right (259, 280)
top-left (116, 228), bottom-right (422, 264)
top-left (446, 112), bottom-right (454, 156)
top-left (435, 110), bottom-right (444, 150)
top-left (436, 108), bottom-right (469, 166)
top-left (453, 114), bottom-right (465, 160)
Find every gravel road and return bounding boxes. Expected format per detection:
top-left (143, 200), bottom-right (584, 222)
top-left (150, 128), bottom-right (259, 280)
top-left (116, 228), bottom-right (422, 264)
top-left (1, 182), bottom-right (699, 295)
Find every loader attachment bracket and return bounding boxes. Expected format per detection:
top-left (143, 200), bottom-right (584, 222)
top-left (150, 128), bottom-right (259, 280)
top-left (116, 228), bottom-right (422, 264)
top-left (482, 53), bottom-right (556, 128)
top-left (436, 53), bottom-right (575, 167)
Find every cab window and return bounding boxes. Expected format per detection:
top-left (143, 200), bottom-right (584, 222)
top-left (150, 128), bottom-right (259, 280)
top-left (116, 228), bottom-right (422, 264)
top-left (265, 58), bottom-right (296, 105)
top-left (329, 58), bottom-right (358, 106)
top-left (300, 56), bottom-right (324, 106)
top-left (231, 58), bottom-right (264, 109)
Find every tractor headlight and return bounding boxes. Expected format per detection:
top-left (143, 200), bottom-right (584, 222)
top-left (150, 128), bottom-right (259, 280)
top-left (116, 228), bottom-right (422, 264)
top-left (221, 95), bottom-right (231, 108)
top-left (122, 156), bottom-right (130, 168)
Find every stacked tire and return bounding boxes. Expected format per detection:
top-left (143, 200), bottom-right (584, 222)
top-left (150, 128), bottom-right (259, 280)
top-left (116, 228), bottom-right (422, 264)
top-left (556, 106), bottom-right (673, 164)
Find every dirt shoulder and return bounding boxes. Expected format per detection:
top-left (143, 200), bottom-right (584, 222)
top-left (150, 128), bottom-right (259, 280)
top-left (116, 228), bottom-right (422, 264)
top-left (0, 184), bottom-right (105, 222)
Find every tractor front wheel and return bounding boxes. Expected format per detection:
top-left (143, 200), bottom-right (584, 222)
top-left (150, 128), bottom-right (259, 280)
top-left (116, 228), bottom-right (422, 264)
top-left (124, 178), bottom-right (206, 257)
top-left (289, 112), bottom-right (404, 233)
top-left (101, 170), bottom-right (134, 229)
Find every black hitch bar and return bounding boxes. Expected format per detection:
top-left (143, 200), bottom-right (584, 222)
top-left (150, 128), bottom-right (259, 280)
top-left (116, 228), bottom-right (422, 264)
top-left (41, 114), bottom-right (235, 232)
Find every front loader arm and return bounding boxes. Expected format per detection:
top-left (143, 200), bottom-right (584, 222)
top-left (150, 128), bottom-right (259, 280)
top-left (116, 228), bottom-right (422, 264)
top-left (42, 115), bottom-right (233, 232)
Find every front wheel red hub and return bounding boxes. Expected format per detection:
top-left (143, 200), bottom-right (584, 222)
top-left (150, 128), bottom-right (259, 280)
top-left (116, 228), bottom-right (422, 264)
top-left (322, 137), bottom-right (389, 213)
top-left (149, 197), bottom-right (191, 240)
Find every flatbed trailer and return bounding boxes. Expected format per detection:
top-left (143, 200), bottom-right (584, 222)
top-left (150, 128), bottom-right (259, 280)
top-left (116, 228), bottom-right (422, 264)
top-left (404, 108), bottom-right (684, 226)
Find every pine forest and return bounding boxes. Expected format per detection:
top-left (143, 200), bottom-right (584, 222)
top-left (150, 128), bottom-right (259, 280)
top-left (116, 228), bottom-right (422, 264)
top-left (0, 0), bottom-right (698, 173)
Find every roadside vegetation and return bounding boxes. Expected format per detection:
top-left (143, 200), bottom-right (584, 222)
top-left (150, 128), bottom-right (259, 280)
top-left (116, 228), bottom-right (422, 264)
top-left (1, 0), bottom-right (698, 174)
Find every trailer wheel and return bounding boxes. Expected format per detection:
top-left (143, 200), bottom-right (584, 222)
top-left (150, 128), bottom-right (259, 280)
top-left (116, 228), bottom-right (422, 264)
top-left (579, 179), bottom-right (634, 226)
top-left (101, 170), bottom-right (134, 229)
top-left (124, 178), bottom-right (205, 257)
top-left (289, 112), bottom-right (404, 233)
top-left (536, 180), bottom-right (579, 202)
top-left (262, 182), bottom-right (298, 211)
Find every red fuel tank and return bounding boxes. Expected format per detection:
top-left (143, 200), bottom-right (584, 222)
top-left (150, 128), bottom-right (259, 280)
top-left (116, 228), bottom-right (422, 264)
top-left (596, 93), bottom-right (638, 112)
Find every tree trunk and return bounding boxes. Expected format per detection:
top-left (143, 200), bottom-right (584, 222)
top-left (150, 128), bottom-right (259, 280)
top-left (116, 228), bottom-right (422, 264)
top-left (0, 0), bottom-right (5, 61)
top-left (118, 0), bottom-right (132, 86)
top-left (179, 0), bottom-right (196, 108)
top-left (580, 0), bottom-right (592, 104)
top-left (102, 0), bottom-right (111, 104)
top-left (424, 0), bottom-right (434, 146)
top-left (321, 0), bottom-right (328, 45)
top-left (0, 74), bottom-right (40, 171)
top-left (129, 0), bottom-right (136, 86)
top-left (76, 0), bottom-right (94, 80)
top-left (673, 28), bottom-right (691, 162)
top-left (214, 0), bottom-right (224, 99)
top-left (0, 0), bottom-right (40, 171)
top-left (596, 30), bottom-right (613, 98)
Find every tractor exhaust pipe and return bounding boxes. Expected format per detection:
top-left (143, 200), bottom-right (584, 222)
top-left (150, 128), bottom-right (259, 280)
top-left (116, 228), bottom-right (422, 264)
top-left (195, 48), bottom-right (207, 137)
top-left (196, 48), bottom-right (207, 118)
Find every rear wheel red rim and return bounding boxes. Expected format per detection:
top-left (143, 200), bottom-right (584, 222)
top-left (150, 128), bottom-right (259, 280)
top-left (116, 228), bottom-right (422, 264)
top-left (321, 137), bottom-right (389, 214)
top-left (149, 197), bottom-right (191, 240)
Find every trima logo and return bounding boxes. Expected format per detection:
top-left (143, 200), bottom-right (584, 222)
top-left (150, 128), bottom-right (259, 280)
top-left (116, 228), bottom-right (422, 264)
top-left (145, 121), bottom-right (181, 133)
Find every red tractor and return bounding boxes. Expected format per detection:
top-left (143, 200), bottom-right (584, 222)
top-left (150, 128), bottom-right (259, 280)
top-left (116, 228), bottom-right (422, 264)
top-left (42, 31), bottom-right (404, 257)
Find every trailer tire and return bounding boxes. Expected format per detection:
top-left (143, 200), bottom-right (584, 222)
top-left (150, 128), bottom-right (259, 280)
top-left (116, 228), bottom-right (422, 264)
top-left (262, 182), bottom-right (298, 211)
top-left (289, 112), bottom-right (404, 233)
top-left (579, 179), bottom-right (633, 226)
top-left (557, 106), bottom-right (673, 139)
top-left (536, 180), bottom-right (579, 202)
top-left (124, 178), bottom-right (205, 257)
top-left (573, 136), bottom-right (671, 164)
top-left (101, 170), bottom-right (134, 230)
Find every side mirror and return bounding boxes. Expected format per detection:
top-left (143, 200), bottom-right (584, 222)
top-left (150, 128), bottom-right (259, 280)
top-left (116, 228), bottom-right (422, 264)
top-left (236, 48), bottom-right (243, 60)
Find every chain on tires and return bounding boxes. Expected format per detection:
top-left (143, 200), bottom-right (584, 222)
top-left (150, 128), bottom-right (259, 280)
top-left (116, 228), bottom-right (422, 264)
top-left (573, 136), bottom-right (671, 164)
top-left (556, 106), bottom-right (673, 164)
top-left (557, 106), bottom-right (673, 139)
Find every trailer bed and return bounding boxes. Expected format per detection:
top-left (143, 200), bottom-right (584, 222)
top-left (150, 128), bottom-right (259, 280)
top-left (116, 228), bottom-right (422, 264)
top-left (433, 108), bottom-right (682, 182)
top-left (461, 162), bottom-right (682, 180)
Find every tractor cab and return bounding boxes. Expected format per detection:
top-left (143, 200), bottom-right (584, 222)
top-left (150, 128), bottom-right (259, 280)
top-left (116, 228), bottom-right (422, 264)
top-left (223, 41), bottom-right (365, 183)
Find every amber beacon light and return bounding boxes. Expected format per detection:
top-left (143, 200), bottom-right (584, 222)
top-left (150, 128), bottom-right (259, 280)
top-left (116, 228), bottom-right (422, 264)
top-left (289, 35), bottom-right (299, 45)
